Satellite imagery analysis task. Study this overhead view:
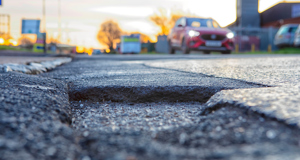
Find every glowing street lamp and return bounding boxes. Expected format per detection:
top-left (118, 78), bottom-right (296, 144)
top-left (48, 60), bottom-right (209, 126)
top-left (0, 38), bottom-right (4, 45)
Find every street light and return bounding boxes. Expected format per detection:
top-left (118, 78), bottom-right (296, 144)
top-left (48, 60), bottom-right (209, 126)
top-left (43, 0), bottom-right (46, 53)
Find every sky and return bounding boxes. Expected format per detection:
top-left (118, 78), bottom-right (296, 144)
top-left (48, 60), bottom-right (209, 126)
top-left (0, 0), bottom-right (299, 49)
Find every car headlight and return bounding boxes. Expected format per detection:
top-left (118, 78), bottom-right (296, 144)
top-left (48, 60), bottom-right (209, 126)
top-left (188, 30), bottom-right (200, 37)
top-left (226, 32), bottom-right (234, 39)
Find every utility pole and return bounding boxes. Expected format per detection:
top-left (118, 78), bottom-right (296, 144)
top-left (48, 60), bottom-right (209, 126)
top-left (43, 0), bottom-right (47, 53)
top-left (0, 14), bottom-right (11, 38)
top-left (7, 15), bottom-right (10, 36)
top-left (58, 0), bottom-right (61, 43)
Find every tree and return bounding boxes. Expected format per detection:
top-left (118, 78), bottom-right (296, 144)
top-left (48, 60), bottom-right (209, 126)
top-left (18, 36), bottom-right (33, 46)
top-left (150, 8), bottom-right (197, 36)
top-left (97, 20), bottom-right (122, 51)
top-left (49, 35), bottom-right (61, 44)
top-left (149, 9), bottom-right (169, 35)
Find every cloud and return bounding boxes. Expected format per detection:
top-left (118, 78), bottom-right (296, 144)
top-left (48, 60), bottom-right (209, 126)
top-left (120, 20), bottom-right (159, 35)
top-left (46, 22), bottom-right (97, 32)
top-left (90, 6), bottom-right (154, 18)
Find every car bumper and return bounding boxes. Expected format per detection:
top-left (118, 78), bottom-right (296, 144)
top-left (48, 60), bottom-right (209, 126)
top-left (187, 36), bottom-right (234, 51)
top-left (194, 46), bottom-right (228, 51)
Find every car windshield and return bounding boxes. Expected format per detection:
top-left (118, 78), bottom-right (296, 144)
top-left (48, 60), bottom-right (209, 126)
top-left (278, 26), bottom-right (297, 35)
top-left (186, 18), bottom-right (220, 28)
top-left (289, 27), bottom-right (298, 33)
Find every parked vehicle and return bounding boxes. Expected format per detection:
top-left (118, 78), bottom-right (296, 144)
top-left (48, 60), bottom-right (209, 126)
top-left (120, 34), bottom-right (141, 54)
top-left (274, 24), bottom-right (298, 48)
top-left (294, 24), bottom-right (300, 47)
top-left (167, 17), bottom-right (234, 54)
top-left (92, 49), bottom-right (102, 54)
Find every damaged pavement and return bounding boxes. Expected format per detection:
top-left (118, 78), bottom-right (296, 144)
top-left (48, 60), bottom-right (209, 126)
top-left (1, 54), bottom-right (300, 159)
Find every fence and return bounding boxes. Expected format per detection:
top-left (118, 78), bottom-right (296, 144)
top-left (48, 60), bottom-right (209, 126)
top-left (141, 42), bottom-right (156, 53)
top-left (229, 27), bottom-right (279, 52)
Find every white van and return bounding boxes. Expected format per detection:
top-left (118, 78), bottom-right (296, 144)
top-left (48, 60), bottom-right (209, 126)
top-left (274, 24), bottom-right (298, 48)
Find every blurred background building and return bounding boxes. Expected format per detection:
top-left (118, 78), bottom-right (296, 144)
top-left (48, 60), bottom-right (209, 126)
top-left (230, 0), bottom-right (300, 28)
top-left (261, 2), bottom-right (300, 28)
top-left (227, 0), bottom-right (300, 52)
top-left (235, 0), bottom-right (261, 28)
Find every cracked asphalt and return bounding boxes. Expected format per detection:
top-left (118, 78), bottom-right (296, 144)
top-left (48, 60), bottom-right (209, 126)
top-left (1, 54), bottom-right (300, 159)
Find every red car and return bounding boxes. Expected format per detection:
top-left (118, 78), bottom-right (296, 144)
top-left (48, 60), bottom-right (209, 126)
top-left (168, 17), bottom-right (234, 54)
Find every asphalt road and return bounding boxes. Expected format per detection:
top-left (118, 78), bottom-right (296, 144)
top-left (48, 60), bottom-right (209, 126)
top-left (1, 53), bottom-right (300, 160)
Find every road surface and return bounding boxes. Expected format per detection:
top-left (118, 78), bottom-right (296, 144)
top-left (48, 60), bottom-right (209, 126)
top-left (1, 53), bottom-right (300, 160)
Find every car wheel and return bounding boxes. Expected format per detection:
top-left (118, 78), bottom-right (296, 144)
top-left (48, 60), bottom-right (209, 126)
top-left (203, 51), bottom-right (211, 54)
top-left (181, 38), bottom-right (190, 54)
top-left (168, 41), bottom-right (175, 54)
top-left (221, 51), bottom-right (231, 54)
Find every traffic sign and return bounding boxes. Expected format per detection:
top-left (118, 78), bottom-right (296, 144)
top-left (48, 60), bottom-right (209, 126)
top-left (21, 19), bottom-right (40, 34)
top-left (33, 44), bottom-right (45, 52)
top-left (36, 32), bottom-right (46, 43)
top-left (0, 0), bottom-right (2, 6)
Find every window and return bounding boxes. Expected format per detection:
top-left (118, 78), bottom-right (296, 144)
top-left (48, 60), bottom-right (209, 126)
top-left (187, 18), bottom-right (219, 28)
top-left (288, 27), bottom-right (297, 33)
top-left (206, 21), bottom-right (212, 28)
top-left (175, 18), bottom-right (182, 27)
top-left (296, 26), bottom-right (300, 34)
top-left (277, 27), bottom-right (288, 35)
top-left (191, 22), bottom-right (201, 27)
top-left (277, 26), bottom-right (298, 35)
top-left (180, 18), bottom-right (186, 27)
top-left (212, 21), bottom-right (220, 28)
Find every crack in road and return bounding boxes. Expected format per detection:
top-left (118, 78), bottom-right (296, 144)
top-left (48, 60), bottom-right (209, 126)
top-left (3, 55), bottom-right (300, 159)
top-left (39, 57), bottom-right (300, 159)
top-left (67, 70), bottom-right (300, 159)
top-left (68, 63), bottom-right (269, 104)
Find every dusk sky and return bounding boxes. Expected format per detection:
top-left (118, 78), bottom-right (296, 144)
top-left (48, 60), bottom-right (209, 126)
top-left (0, 0), bottom-right (299, 49)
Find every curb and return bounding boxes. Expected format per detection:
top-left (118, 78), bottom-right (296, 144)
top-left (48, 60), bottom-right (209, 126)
top-left (0, 58), bottom-right (72, 74)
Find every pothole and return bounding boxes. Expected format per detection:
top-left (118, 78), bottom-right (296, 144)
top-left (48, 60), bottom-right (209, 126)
top-left (40, 59), bottom-right (298, 159)
top-left (69, 82), bottom-right (269, 103)
top-left (71, 101), bottom-right (203, 133)
top-left (70, 101), bottom-right (300, 160)
top-left (69, 86), bottom-right (219, 103)
top-left (66, 78), bottom-right (278, 159)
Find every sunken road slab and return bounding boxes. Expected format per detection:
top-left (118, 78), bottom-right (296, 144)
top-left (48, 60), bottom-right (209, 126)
top-left (40, 55), bottom-right (300, 159)
top-left (42, 59), bottom-right (268, 103)
top-left (146, 56), bottom-right (300, 128)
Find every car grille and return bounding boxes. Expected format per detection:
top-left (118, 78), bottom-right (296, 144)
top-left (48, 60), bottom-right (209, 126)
top-left (201, 34), bottom-right (226, 41)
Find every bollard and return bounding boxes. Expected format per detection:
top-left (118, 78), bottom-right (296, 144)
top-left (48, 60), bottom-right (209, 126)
top-left (251, 44), bottom-right (255, 52)
top-left (235, 44), bottom-right (239, 53)
top-left (268, 44), bottom-right (272, 53)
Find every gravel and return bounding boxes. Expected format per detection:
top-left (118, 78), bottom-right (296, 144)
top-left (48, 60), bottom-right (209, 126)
top-left (71, 101), bottom-right (300, 160)
top-left (0, 72), bottom-right (81, 160)
top-left (72, 101), bottom-right (203, 133)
